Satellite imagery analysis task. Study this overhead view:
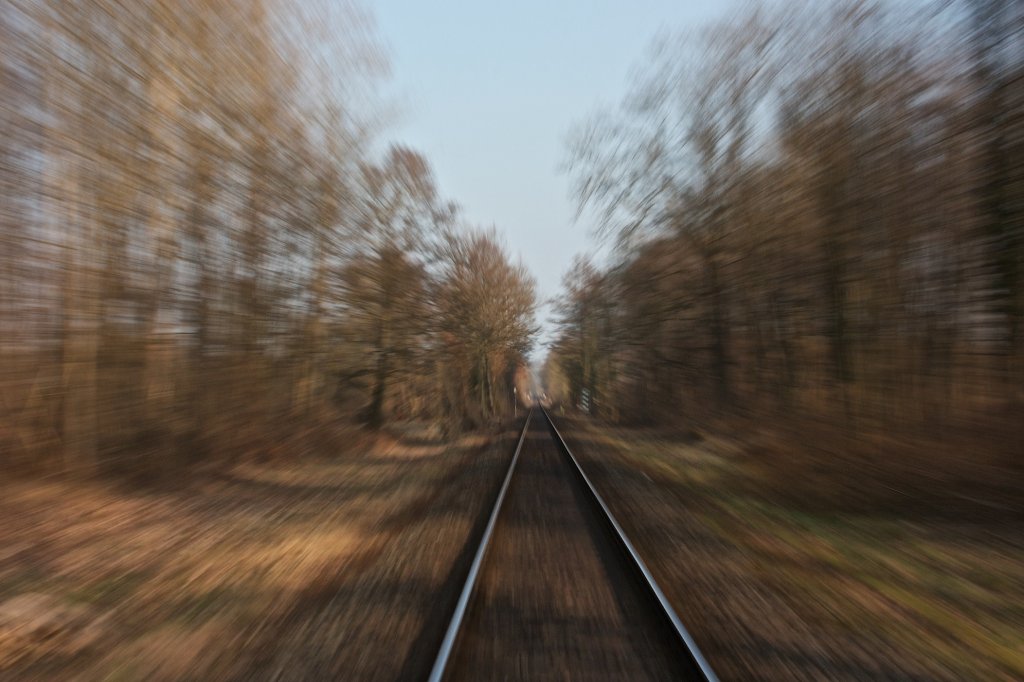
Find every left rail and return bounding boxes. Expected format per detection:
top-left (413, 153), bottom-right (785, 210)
top-left (427, 409), bottom-right (533, 682)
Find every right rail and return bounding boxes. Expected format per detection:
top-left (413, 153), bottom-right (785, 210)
top-left (542, 407), bottom-right (719, 682)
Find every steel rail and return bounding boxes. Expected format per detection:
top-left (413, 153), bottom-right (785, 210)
top-left (427, 409), bottom-right (533, 682)
top-left (541, 407), bottom-right (720, 682)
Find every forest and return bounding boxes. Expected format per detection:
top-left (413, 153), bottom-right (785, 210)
top-left (0, 0), bottom-right (537, 478)
top-left (548, 0), bottom-right (1021, 475)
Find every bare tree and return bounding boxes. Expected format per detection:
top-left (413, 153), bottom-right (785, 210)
top-left (436, 230), bottom-right (537, 423)
top-left (560, 0), bottom-right (1020, 436)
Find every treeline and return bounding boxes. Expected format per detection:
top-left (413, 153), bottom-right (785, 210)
top-left (550, 0), bottom-right (1022, 437)
top-left (0, 1), bottom-right (536, 476)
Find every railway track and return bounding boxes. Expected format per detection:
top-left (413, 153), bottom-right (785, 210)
top-left (428, 408), bottom-right (718, 681)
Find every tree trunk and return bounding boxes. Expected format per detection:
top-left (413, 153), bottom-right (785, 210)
top-left (706, 255), bottom-right (730, 406)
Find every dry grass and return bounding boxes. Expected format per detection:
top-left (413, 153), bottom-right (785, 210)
top-left (557, 415), bottom-right (1024, 681)
top-left (0, 422), bottom-right (518, 680)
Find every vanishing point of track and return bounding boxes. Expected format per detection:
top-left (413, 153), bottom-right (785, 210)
top-left (428, 408), bottom-right (718, 681)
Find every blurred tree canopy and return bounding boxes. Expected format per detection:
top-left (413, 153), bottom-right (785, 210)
top-left (554, 0), bottom-right (1023, 438)
top-left (0, 0), bottom-right (536, 476)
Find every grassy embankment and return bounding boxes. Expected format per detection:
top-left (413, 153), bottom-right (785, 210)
top-left (560, 415), bottom-right (1023, 681)
top-left (0, 422), bottom-right (516, 680)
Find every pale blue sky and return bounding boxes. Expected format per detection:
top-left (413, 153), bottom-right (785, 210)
top-left (371, 0), bottom-right (731, 351)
